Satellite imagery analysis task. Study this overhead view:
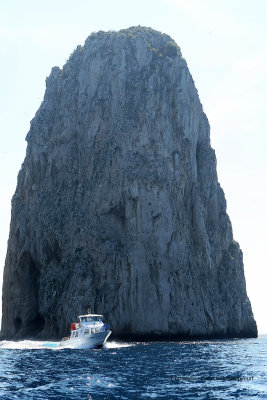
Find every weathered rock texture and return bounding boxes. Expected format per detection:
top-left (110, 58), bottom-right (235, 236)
top-left (1, 27), bottom-right (257, 339)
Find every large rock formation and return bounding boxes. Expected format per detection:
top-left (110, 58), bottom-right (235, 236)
top-left (1, 27), bottom-right (257, 339)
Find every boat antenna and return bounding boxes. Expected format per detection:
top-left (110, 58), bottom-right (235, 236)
top-left (87, 307), bottom-right (91, 314)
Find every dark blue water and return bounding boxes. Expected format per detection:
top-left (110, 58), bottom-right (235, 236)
top-left (0, 336), bottom-right (266, 399)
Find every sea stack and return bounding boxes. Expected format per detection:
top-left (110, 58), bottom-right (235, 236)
top-left (1, 27), bottom-right (257, 339)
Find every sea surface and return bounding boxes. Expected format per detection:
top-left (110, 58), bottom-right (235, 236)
top-left (0, 335), bottom-right (266, 399)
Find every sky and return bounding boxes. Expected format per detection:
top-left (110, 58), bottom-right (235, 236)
top-left (0, 0), bottom-right (266, 333)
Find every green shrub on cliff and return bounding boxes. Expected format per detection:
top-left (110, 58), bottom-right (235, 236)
top-left (164, 41), bottom-right (178, 57)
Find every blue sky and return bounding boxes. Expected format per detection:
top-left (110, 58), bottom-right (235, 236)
top-left (0, 0), bottom-right (266, 332)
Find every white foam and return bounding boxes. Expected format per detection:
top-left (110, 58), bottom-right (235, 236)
top-left (0, 339), bottom-right (134, 350)
top-left (104, 341), bottom-right (135, 349)
top-left (0, 340), bottom-right (59, 349)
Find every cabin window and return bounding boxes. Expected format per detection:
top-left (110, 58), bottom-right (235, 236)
top-left (85, 328), bottom-right (90, 335)
top-left (80, 316), bottom-right (103, 322)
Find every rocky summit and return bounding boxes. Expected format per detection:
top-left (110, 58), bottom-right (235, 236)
top-left (1, 26), bottom-right (257, 340)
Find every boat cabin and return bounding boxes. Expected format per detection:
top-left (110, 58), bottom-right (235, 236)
top-left (79, 314), bottom-right (104, 324)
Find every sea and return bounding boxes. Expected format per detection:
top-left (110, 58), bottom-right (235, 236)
top-left (0, 335), bottom-right (266, 400)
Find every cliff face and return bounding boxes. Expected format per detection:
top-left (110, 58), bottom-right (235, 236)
top-left (1, 27), bottom-right (257, 339)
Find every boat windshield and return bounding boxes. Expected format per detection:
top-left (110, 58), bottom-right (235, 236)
top-left (80, 316), bottom-right (103, 322)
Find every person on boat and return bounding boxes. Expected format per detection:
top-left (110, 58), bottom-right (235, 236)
top-left (71, 323), bottom-right (75, 331)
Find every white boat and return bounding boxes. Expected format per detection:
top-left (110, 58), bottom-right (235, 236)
top-left (59, 314), bottom-right (112, 349)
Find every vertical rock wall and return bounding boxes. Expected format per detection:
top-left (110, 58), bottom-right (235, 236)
top-left (1, 27), bottom-right (257, 339)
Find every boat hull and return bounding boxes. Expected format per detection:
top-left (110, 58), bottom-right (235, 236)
top-left (59, 330), bottom-right (112, 349)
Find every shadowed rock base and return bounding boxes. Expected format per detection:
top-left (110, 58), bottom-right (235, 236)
top-left (112, 330), bottom-right (258, 342)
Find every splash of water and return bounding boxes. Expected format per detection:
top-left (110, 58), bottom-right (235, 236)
top-left (0, 340), bottom-right (59, 350)
top-left (0, 340), bottom-right (134, 350)
top-left (104, 341), bottom-right (135, 349)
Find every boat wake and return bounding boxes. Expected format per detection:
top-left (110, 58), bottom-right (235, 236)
top-left (104, 341), bottom-right (135, 349)
top-left (0, 340), bottom-right (134, 350)
top-left (0, 340), bottom-right (59, 350)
